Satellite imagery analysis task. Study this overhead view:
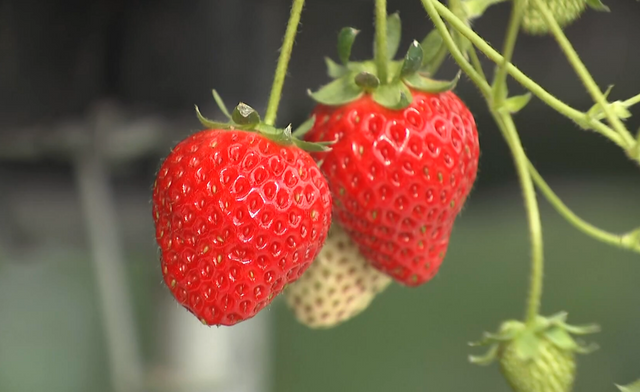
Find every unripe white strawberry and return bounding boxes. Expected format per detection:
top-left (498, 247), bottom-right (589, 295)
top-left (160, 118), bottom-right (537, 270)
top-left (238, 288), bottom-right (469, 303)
top-left (284, 225), bottom-right (391, 328)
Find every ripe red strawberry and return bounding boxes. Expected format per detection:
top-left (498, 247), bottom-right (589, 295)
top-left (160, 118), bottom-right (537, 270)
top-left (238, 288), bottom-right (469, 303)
top-left (152, 99), bottom-right (332, 326)
top-left (304, 16), bottom-right (479, 286)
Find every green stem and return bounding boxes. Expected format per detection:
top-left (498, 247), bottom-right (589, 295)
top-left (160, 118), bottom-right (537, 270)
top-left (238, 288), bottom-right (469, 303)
top-left (420, 0), bottom-right (492, 98)
top-left (528, 163), bottom-right (640, 253)
top-left (530, 0), bottom-right (636, 148)
top-left (468, 46), bottom-right (487, 81)
top-left (375, 0), bottom-right (389, 84)
top-left (264, 0), bottom-right (306, 126)
top-left (492, 0), bottom-right (523, 106)
top-left (623, 93), bottom-right (640, 109)
top-left (497, 113), bottom-right (545, 326)
top-left (430, 1), bottom-right (626, 148)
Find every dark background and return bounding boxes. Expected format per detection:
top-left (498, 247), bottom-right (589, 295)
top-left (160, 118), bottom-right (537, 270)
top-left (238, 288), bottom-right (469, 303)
top-left (0, 1), bottom-right (639, 391)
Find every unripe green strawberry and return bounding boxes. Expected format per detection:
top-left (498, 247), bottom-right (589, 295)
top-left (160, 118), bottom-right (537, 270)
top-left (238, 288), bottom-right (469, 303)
top-left (470, 313), bottom-right (599, 392)
top-left (285, 224), bottom-right (391, 328)
top-left (499, 334), bottom-right (576, 392)
top-left (522, 0), bottom-right (587, 35)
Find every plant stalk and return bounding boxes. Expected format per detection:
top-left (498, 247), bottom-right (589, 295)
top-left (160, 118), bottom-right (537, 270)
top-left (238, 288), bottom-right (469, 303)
top-left (375, 0), bottom-right (390, 84)
top-left (264, 0), bottom-right (306, 126)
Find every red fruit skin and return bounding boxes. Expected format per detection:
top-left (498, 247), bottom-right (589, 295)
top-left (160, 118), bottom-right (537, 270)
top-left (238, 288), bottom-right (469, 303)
top-left (306, 90), bottom-right (479, 286)
top-left (152, 129), bottom-right (332, 326)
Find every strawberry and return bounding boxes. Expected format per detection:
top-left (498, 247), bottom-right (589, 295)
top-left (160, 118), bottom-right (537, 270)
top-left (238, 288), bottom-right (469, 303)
top-left (470, 313), bottom-right (599, 392)
top-left (152, 96), bottom-right (332, 326)
top-left (285, 224), bottom-right (391, 328)
top-left (522, 0), bottom-right (588, 35)
top-left (303, 15), bottom-right (479, 286)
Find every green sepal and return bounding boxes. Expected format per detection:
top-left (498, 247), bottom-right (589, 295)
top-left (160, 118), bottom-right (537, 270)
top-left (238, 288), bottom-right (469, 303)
top-left (346, 60), bottom-right (378, 75)
top-left (468, 344), bottom-right (499, 365)
top-left (403, 71), bottom-right (460, 93)
top-left (232, 102), bottom-right (261, 126)
top-left (372, 81), bottom-right (412, 109)
top-left (512, 330), bottom-right (540, 361)
top-left (195, 105), bottom-right (230, 129)
top-left (587, 86), bottom-right (632, 121)
top-left (292, 115), bottom-right (316, 138)
top-left (293, 138), bottom-right (334, 152)
top-left (400, 41), bottom-right (424, 77)
top-left (383, 13), bottom-right (402, 60)
top-left (325, 57), bottom-right (348, 78)
top-left (196, 94), bottom-right (330, 153)
top-left (308, 76), bottom-right (364, 106)
top-left (212, 89), bottom-right (232, 119)
top-left (355, 72), bottom-right (381, 91)
top-left (586, 0), bottom-right (610, 12)
top-left (616, 379), bottom-right (640, 392)
top-left (470, 313), bottom-right (599, 367)
top-left (544, 326), bottom-right (579, 351)
top-left (420, 29), bottom-right (445, 68)
top-left (501, 93), bottom-right (532, 114)
top-left (338, 27), bottom-right (360, 65)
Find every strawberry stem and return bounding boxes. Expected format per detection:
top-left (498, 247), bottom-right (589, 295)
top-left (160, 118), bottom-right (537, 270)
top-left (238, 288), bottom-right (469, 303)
top-left (491, 0), bottom-right (524, 108)
top-left (264, 0), bottom-right (306, 126)
top-left (530, 0), bottom-right (636, 149)
top-left (374, 0), bottom-right (390, 84)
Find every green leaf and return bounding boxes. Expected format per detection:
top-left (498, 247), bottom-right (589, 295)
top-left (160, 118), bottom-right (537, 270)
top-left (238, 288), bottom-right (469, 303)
top-left (586, 0), bottom-right (610, 11)
top-left (347, 60), bottom-right (378, 75)
top-left (502, 93), bottom-right (532, 114)
top-left (212, 90), bottom-right (231, 119)
top-left (231, 103), bottom-right (261, 126)
top-left (308, 76), bottom-right (364, 106)
top-left (403, 71), bottom-right (460, 93)
top-left (195, 105), bottom-right (229, 129)
top-left (400, 41), bottom-right (424, 77)
top-left (325, 57), bottom-right (348, 78)
top-left (338, 27), bottom-right (359, 65)
top-left (616, 379), bottom-right (640, 392)
top-left (354, 72), bottom-right (381, 91)
top-left (292, 116), bottom-right (316, 138)
top-left (420, 29), bottom-right (444, 66)
top-left (372, 81), bottom-right (412, 110)
top-left (386, 13), bottom-right (402, 59)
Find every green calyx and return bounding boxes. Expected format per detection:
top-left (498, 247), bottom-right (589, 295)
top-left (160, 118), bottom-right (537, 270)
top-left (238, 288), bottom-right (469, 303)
top-left (195, 90), bottom-right (332, 152)
top-left (308, 13), bottom-right (460, 110)
top-left (469, 312), bottom-right (599, 366)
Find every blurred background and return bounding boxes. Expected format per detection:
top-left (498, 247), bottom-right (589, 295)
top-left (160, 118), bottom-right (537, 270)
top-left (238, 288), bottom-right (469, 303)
top-left (0, 0), bottom-right (639, 391)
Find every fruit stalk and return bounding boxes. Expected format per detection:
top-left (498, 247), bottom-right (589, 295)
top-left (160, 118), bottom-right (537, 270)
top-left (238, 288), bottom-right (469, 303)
top-left (264, 0), bottom-right (306, 126)
top-left (374, 0), bottom-right (389, 84)
top-left (530, 0), bottom-right (636, 148)
top-left (491, 0), bottom-right (524, 107)
top-left (528, 162), bottom-right (640, 253)
top-left (490, 0), bottom-right (545, 326)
